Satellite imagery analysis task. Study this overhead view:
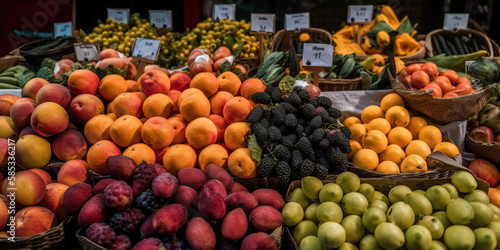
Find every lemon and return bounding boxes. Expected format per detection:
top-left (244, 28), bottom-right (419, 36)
top-left (316, 202), bottom-right (343, 223)
top-left (405, 225), bottom-right (432, 250)
top-left (443, 225), bottom-right (475, 250)
top-left (432, 211), bottom-right (451, 230)
top-left (341, 215), bottom-right (365, 243)
top-left (404, 191), bottom-right (433, 219)
top-left (299, 236), bottom-right (325, 250)
top-left (287, 188), bottom-right (310, 209)
top-left (474, 228), bottom-right (497, 250)
top-left (425, 185), bottom-right (451, 211)
top-left (358, 183), bottom-right (375, 201)
top-left (293, 220), bottom-right (318, 245)
top-left (451, 170), bottom-right (477, 193)
top-left (374, 222), bottom-right (405, 249)
top-left (342, 192), bottom-right (368, 216)
top-left (336, 171), bottom-right (360, 194)
top-left (359, 234), bottom-right (383, 250)
top-left (318, 222), bottom-right (346, 248)
top-left (416, 215), bottom-right (444, 239)
top-left (387, 201), bottom-right (415, 230)
top-left (389, 185), bottom-right (413, 204)
top-left (282, 202), bottom-right (304, 227)
top-left (319, 183), bottom-right (343, 203)
top-left (369, 200), bottom-right (388, 212)
top-left (446, 198), bottom-right (474, 225)
top-left (362, 207), bottom-right (387, 233)
top-left (464, 189), bottom-right (490, 204)
top-left (304, 202), bottom-right (320, 223)
top-left (441, 183), bottom-right (459, 199)
top-left (469, 201), bottom-right (494, 228)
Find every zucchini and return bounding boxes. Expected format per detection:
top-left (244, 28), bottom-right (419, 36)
top-left (471, 37), bottom-right (480, 52)
top-left (0, 77), bottom-right (19, 86)
top-left (436, 34), bottom-right (452, 56)
top-left (0, 82), bottom-right (21, 89)
top-left (431, 35), bottom-right (443, 55)
top-left (445, 37), bottom-right (458, 55)
top-left (461, 39), bottom-right (471, 54)
top-left (452, 36), bottom-right (465, 55)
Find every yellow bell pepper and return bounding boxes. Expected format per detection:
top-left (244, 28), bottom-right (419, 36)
top-left (394, 33), bottom-right (421, 56)
top-left (333, 26), bottom-right (366, 56)
top-left (379, 5), bottom-right (400, 30)
top-left (376, 30), bottom-right (390, 47)
top-left (362, 36), bottom-right (385, 55)
top-left (394, 57), bottom-right (405, 73)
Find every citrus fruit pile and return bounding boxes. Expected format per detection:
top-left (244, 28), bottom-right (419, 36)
top-left (284, 171), bottom-right (500, 249)
top-left (343, 92), bottom-right (460, 173)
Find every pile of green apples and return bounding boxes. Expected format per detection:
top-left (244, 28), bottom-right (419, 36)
top-left (283, 170), bottom-right (500, 250)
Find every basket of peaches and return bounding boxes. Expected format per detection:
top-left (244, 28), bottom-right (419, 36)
top-left (390, 61), bottom-right (491, 124)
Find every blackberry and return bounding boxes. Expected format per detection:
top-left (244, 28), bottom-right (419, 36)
top-left (339, 126), bottom-right (352, 138)
top-left (330, 131), bottom-right (351, 154)
top-left (327, 116), bottom-right (338, 124)
top-left (327, 107), bottom-right (342, 119)
top-left (310, 116), bottom-right (323, 129)
top-left (300, 158), bottom-right (315, 177)
top-left (280, 102), bottom-right (297, 113)
top-left (299, 89), bottom-right (311, 103)
top-left (163, 234), bottom-right (189, 250)
top-left (262, 108), bottom-right (272, 120)
top-left (271, 106), bottom-right (286, 123)
top-left (267, 126), bottom-right (282, 142)
top-left (291, 150), bottom-right (303, 171)
top-left (295, 124), bottom-right (305, 134)
top-left (310, 97), bottom-right (319, 107)
top-left (293, 86), bottom-right (303, 92)
top-left (310, 128), bottom-right (326, 144)
top-left (135, 189), bottom-right (166, 214)
top-left (297, 136), bottom-right (314, 156)
top-left (304, 126), bottom-right (313, 137)
top-left (265, 84), bottom-right (275, 95)
top-left (326, 147), bottom-right (349, 172)
top-left (257, 156), bottom-right (275, 178)
top-left (271, 86), bottom-right (282, 102)
top-left (302, 103), bottom-right (316, 120)
top-left (247, 106), bottom-right (264, 123)
top-left (260, 117), bottom-right (270, 128)
top-left (251, 92), bottom-right (271, 104)
top-left (272, 144), bottom-right (291, 161)
top-left (286, 91), bottom-right (302, 107)
top-left (281, 134), bottom-right (296, 151)
top-left (312, 163), bottom-right (329, 179)
top-left (284, 113), bottom-right (298, 128)
top-left (109, 207), bottom-right (146, 234)
top-left (297, 118), bottom-right (306, 126)
top-left (251, 122), bottom-right (268, 144)
top-left (318, 138), bottom-right (330, 150)
top-left (275, 161), bottom-right (291, 183)
top-left (317, 156), bottom-right (330, 170)
top-left (317, 96), bottom-right (333, 108)
top-left (315, 106), bottom-right (330, 122)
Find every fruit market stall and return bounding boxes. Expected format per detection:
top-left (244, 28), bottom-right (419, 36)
top-left (2, 3), bottom-right (500, 250)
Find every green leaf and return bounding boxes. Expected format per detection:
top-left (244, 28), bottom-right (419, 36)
top-left (247, 134), bottom-right (262, 164)
top-left (106, 64), bottom-right (127, 78)
top-left (40, 58), bottom-right (57, 71)
top-left (17, 71), bottom-right (36, 88)
top-left (396, 16), bottom-right (414, 35)
top-left (278, 75), bottom-right (296, 92)
top-left (36, 67), bottom-right (54, 81)
top-left (367, 21), bottom-right (394, 35)
top-left (295, 73), bottom-right (311, 82)
top-left (360, 70), bottom-right (374, 89)
top-left (367, 64), bottom-right (390, 90)
top-left (217, 60), bottom-right (231, 74)
top-left (79, 29), bottom-right (87, 38)
top-left (491, 83), bottom-right (500, 100)
top-left (233, 42), bottom-right (244, 58)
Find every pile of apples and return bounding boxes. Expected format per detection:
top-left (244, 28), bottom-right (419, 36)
top-left (188, 46), bottom-right (237, 76)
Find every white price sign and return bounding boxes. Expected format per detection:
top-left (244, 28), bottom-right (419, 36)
top-left (131, 38), bottom-right (161, 61)
top-left (74, 43), bottom-right (100, 62)
top-left (107, 8), bottom-right (129, 24)
top-left (347, 5), bottom-right (374, 23)
top-left (465, 60), bottom-right (476, 74)
top-left (302, 43), bottom-right (334, 67)
top-left (149, 10), bottom-right (172, 29)
top-left (54, 21), bottom-right (72, 38)
top-left (285, 12), bottom-right (310, 31)
top-left (250, 13), bottom-right (275, 33)
top-left (213, 4), bottom-right (236, 21)
top-left (443, 13), bottom-right (469, 31)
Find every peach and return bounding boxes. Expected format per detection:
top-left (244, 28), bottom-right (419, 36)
top-left (99, 48), bottom-right (120, 60)
top-left (230, 182), bottom-right (249, 193)
top-left (9, 97), bottom-right (35, 129)
top-left (224, 122), bottom-right (251, 150)
top-left (77, 194), bottom-right (110, 228)
top-left (205, 163), bottom-right (233, 189)
top-left (15, 135), bottom-right (51, 169)
top-left (137, 69), bottom-right (171, 96)
top-left (208, 114), bottom-right (228, 142)
top-left (39, 183), bottom-right (69, 221)
top-left (110, 115), bottom-right (143, 148)
top-left (122, 143), bottom-right (156, 166)
top-left (52, 130), bottom-right (87, 161)
top-left (127, 79), bottom-right (141, 92)
top-left (179, 91), bottom-right (210, 122)
top-left (224, 191), bottom-right (259, 213)
top-left (217, 71), bottom-right (242, 96)
top-left (67, 69), bottom-right (100, 96)
top-left (98, 74), bottom-right (128, 101)
top-left (111, 92), bottom-right (143, 118)
top-left (0, 194), bottom-right (7, 230)
top-left (223, 96), bottom-right (253, 124)
top-left (83, 114), bottom-right (114, 144)
top-left (15, 206), bottom-right (57, 237)
top-left (30, 102), bottom-right (68, 137)
top-left (190, 72), bottom-right (219, 98)
top-left (249, 205), bottom-right (283, 231)
top-left (221, 208), bottom-right (248, 240)
top-left (28, 168), bottom-right (51, 185)
top-left (185, 117), bottom-right (218, 149)
top-left (0, 139), bottom-right (7, 167)
top-left (177, 167), bottom-right (206, 189)
top-left (106, 155), bottom-right (137, 181)
top-left (185, 217), bottom-right (216, 250)
top-left (171, 185), bottom-right (198, 208)
top-left (228, 148), bottom-right (257, 179)
top-left (240, 78), bottom-right (267, 99)
top-left (0, 116), bottom-right (19, 140)
top-left (57, 159), bottom-right (90, 186)
top-left (68, 94), bottom-right (105, 125)
top-left (142, 93), bottom-right (174, 119)
top-left (163, 144), bottom-right (197, 176)
top-left (199, 145), bottom-right (229, 172)
top-left (141, 116), bottom-right (175, 149)
top-left (0, 94), bottom-right (19, 116)
top-left (22, 77), bottom-right (49, 100)
top-left (252, 189), bottom-right (286, 211)
top-left (209, 91), bottom-right (234, 116)
top-left (18, 126), bottom-right (37, 138)
top-left (86, 140), bottom-right (122, 175)
top-left (152, 203), bottom-right (187, 235)
top-left (169, 71), bottom-right (191, 92)
top-left (198, 190), bottom-right (226, 221)
top-left (4, 170), bottom-right (46, 206)
top-left (167, 115), bottom-right (187, 144)
top-left (241, 232), bottom-right (277, 250)
top-left (35, 83), bottom-right (71, 108)
top-left (63, 183), bottom-right (93, 215)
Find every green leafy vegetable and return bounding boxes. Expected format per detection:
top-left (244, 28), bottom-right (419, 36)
top-left (17, 71), bottom-right (36, 87)
top-left (278, 75), bottom-right (296, 92)
top-left (247, 134), bottom-right (262, 164)
top-left (36, 67), bottom-right (55, 81)
top-left (40, 58), bottom-right (56, 71)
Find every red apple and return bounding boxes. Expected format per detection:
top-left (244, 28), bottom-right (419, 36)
top-left (169, 72), bottom-right (192, 92)
top-left (137, 69), bottom-right (171, 96)
top-left (305, 84), bottom-right (321, 98)
top-left (468, 158), bottom-right (500, 187)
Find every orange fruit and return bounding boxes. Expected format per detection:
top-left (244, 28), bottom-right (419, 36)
top-left (401, 154), bottom-right (428, 173)
top-left (222, 96), bottom-right (253, 124)
top-left (433, 142), bottom-right (460, 158)
top-left (350, 123), bottom-right (367, 145)
top-left (163, 144), bottom-right (197, 175)
top-left (178, 90), bottom-right (211, 122)
top-left (224, 122), bottom-right (251, 151)
top-left (343, 116), bottom-right (362, 128)
top-left (109, 115), bottom-right (143, 147)
top-left (227, 148), bottom-right (257, 179)
top-left (185, 117), bottom-right (218, 149)
top-left (83, 114), bottom-right (114, 145)
top-left (98, 74), bottom-right (128, 101)
top-left (190, 72), bottom-right (219, 98)
top-left (410, 70), bottom-right (430, 89)
top-left (209, 91), bottom-right (234, 116)
top-left (239, 78), bottom-right (267, 100)
top-left (346, 140), bottom-right (363, 161)
top-left (142, 93), bottom-right (174, 118)
top-left (376, 161), bottom-right (401, 174)
top-left (385, 106), bottom-right (410, 128)
top-left (442, 92), bottom-right (459, 98)
top-left (406, 116), bottom-right (428, 139)
top-left (362, 130), bottom-right (388, 154)
top-left (420, 62), bottom-right (438, 78)
top-left (86, 140), bottom-right (121, 175)
top-left (387, 127), bottom-right (413, 149)
top-left (361, 105), bottom-right (384, 124)
top-left (380, 93), bottom-right (405, 113)
top-left (167, 115), bottom-right (188, 144)
top-left (441, 70), bottom-right (459, 85)
top-left (177, 87), bottom-right (206, 106)
top-left (122, 143), bottom-right (156, 165)
top-left (434, 76), bottom-right (454, 93)
top-left (208, 114), bottom-right (228, 141)
top-left (217, 71), bottom-right (242, 96)
top-left (405, 140), bottom-right (432, 160)
top-left (422, 83), bottom-right (443, 98)
top-left (352, 148), bottom-right (379, 170)
top-left (418, 125), bottom-right (442, 150)
top-left (198, 144), bottom-right (229, 171)
top-left (379, 144), bottom-right (406, 166)
top-left (111, 92), bottom-right (143, 118)
top-left (367, 118), bottom-right (391, 135)
top-left (404, 64), bottom-right (421, 75)
top-left (141, 117), bottom-right (175, 149)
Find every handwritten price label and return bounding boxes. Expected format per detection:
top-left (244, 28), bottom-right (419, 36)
top-left (443, 13), bottom-right (469, 31)
top-left (131, 38), bottom-right (161, 61)
top-left (302, 43), bottom-right (334, 67)
top-left (213, 4), bottom-right (236, 21)
top-left (108, 8), bottom-right (130, 24)
top-left (285, 12), bottom-right (310, 31)
top-left (347, 5), bottom-right (373, 23)
top-left (250, 13), bottom-right (275, 33)
top-left (74, 43), bottom-right (100, 62)
top-left (149, 10), bottom-right (172, 29)
top-left (54, 21), bottom-right (72, 38)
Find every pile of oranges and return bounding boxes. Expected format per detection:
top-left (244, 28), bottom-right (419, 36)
top-left (342, 93), bottom-right (460, 174)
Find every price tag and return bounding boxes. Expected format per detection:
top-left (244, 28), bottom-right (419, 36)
top-left (108, 8), bottom-right (130, 24)
top-left (54, 21), bottom-right (72, 38)
top-left (149, 10), bottom-right (172, 29)
top-left (284, 12), bottom-right (310, 31)
top-left (443, 13), bottom-right (469, 31)
top-left (74, 43), bottom-right (100, 62)
top-left (250, 13), bottom-right (275, 33)
top-left (213, 4), bottom-right (236, 20)
top-left (131, 38), bottom-right (161, 61)
top-left (302, 43), bottom-right (334, 67)
top-left (465, 60), bottom-right (476, 74)
top-left (347, 5), bottom-right (373, 23)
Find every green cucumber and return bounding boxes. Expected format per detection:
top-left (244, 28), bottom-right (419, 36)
top-left (0, 82), bottom-right (21, 89)
top-left (452, 36), bottom-right (465, 55)
top-left (436, 34), bottom-right (452, 56)
top-left (431, 35), bottom-right (443, 55)
top-left (0, 77), bottom-right (19, 86)
top-left (445, 37), bottom-right (458, 55)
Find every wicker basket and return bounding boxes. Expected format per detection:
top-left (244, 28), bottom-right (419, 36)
top-left (318, 76), bottom-right (362, 91)
top-left (424, 28), bottom-right (494, 58)
top-left (235, 57), bottom-right (260, 70)
top-left (465, 133), bottom-right (500, 165)
top-left (390, 69), bottom-right (491, 124)
top-left (269, 28), bottom-right (333, 57)
top-left (0, 216), bottom-right (74, 250)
